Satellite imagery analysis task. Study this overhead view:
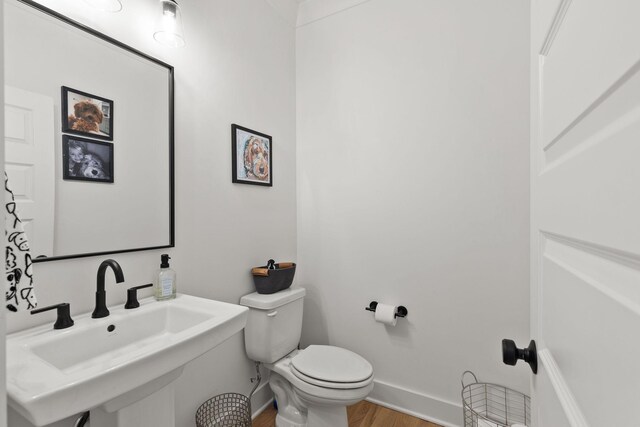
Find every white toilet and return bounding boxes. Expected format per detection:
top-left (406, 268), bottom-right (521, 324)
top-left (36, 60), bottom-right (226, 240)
top-left (240, 287), bottom-right (374, 427)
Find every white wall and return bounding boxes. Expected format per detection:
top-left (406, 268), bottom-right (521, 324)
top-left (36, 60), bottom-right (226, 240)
top-left (6, 0), bottom-right (296, 425)
top-left (0, 1), bottom-right (7, 425)
top-left (296, 1), bottom-right (530, 425)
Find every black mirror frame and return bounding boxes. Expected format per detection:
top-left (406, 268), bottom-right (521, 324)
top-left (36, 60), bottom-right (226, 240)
top-left (16, 0), bottom-right (175, 263)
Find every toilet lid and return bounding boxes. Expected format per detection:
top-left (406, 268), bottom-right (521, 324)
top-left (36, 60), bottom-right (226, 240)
top-left (290, 365), bottom-right (374, 389)
top-left (291, 345), bottom-right (373, 384)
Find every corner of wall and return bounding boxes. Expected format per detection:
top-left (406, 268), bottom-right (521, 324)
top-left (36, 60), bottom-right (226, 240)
top-left (296, 0), bottom-right (371, 27)
top-left (263, 0), bottom-right (299, 27)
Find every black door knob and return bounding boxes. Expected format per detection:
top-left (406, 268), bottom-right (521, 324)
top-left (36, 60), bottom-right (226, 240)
top-left (502, 339), bottom-right (537, 374)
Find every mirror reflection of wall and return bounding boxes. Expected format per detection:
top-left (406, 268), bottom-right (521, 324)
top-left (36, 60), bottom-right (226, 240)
top-left (4, 0), bottom-right (173, 260)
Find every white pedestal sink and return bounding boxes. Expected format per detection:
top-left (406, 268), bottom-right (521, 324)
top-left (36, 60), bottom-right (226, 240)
top-left (6, 294), bottom-right (248, 427)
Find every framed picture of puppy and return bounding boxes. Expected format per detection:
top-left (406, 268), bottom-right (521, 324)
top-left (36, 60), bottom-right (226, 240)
top-left (232, 124), bottom-right (272, 187)
top-left (62, 135), bottom-right (114, 183)
top-left (61, 86), bottom-right (114, 141)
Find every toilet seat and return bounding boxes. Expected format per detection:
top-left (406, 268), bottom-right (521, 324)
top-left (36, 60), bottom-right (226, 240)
top-left (291, 365), bottom-right (373, 389)
top-left (268, 349), bottom-right (374, 406)
top-left (290, 345), bottom-right (374, 390)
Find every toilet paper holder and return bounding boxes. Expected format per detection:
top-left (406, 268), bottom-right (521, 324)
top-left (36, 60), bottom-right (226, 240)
top-left (365, 301), bottom-right (408, 318)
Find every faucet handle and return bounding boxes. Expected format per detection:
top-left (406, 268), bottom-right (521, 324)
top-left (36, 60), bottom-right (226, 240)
top-left (31, 303), bottom-right (74, 329)
top-left (125, 283), bottom-right (153, 309)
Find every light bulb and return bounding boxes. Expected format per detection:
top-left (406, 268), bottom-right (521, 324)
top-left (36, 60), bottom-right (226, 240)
top-left (154, 0), bottom-right (185, 48)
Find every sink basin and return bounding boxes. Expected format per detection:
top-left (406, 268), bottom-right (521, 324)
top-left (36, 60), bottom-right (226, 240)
top-left (7, 294), bottom-right (248, 426)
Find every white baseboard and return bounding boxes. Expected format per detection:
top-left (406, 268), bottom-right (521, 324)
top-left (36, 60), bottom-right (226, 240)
top-left (249, 377), bottom-right (462, 427)
top-left (367, 379), bottom-right (462, 427)
top-left (251, 382), bottom-right (274, 419)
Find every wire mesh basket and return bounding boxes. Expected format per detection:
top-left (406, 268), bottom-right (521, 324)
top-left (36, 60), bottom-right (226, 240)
top-left (195, 392), bottom-right (252, 427)
top-left (461, 371), bottom-right (530, 427)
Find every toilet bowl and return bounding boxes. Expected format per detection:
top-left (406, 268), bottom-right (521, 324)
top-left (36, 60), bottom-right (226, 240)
top-left (267, 347), bottom-right (374, 427)
top-left (240, 288), bottom-right (374, 427)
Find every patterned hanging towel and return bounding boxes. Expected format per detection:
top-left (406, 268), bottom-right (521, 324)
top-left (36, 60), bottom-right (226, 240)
top-left (5, 173), bottom-right (37, 312)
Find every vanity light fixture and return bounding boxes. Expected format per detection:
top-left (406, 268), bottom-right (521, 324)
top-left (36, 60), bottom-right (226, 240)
top-left (83, 0), bottom-right (123, 13)
top-left (153, 0), bottom-right (185, 48)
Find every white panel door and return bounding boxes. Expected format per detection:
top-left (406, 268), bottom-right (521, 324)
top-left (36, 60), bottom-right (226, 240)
top-left (531, 0), bottom-right (640, 426)
top-left (4, 86), bottom-right (55, 258)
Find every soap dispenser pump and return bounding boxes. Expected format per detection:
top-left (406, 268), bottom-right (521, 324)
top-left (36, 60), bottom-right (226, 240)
top-left (155, 254), bottom-right (176, 300)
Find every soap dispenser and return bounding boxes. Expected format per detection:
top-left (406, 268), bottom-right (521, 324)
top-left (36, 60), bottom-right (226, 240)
top-left (155, 254), bottom-right (176, 300)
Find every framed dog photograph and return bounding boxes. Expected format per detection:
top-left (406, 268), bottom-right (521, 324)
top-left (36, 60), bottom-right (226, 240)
top-left (232, 124), bottom-right (272, 186)
top-left (62, 135), bottom-right (114, 183)
top-left (61, 86), bottom-right (114, 141)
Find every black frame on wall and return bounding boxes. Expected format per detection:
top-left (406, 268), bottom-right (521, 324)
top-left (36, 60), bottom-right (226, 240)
top-left (231, 124), bottom-right (273, 187)
top-left (17, 0), bottom-right (175, 263)
top-left (61, 86), bottom-right (115, 141)
top-left (62, 135), bottom-right (115, 183)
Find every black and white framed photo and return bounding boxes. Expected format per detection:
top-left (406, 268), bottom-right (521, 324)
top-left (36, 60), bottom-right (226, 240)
top-left (62, 86), bottom-right (114, 140)
top-left (63, 135), bottom-right (114, 183)
top-left (232, 124), bottom-right (272, 187)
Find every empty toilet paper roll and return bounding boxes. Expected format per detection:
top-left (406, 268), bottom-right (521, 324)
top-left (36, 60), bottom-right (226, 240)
top-left (374, 303), bottom-right (397, 326)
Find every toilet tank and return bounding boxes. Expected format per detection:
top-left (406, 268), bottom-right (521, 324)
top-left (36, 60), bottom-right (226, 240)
top-left (239, 287), bottom-right (306, 363)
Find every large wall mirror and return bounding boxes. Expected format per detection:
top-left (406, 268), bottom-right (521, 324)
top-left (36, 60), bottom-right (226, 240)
top-left (4, 0), bottom-right (174, 262)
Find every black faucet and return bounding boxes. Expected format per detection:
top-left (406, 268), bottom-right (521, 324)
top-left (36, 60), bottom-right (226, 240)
top-left (92, 259), bottom-right (125, 318)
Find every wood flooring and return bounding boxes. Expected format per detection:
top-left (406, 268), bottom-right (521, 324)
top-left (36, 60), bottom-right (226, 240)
top-left (252, 400), bottom-right (442, 427)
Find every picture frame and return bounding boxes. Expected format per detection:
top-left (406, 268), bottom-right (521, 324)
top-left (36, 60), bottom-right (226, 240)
top-left (232, 124), bottom-right (273, 187)
top-left (62, 135), bottom-right (114, 183)
top-left (61, 86), bottom-right (114, 141)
